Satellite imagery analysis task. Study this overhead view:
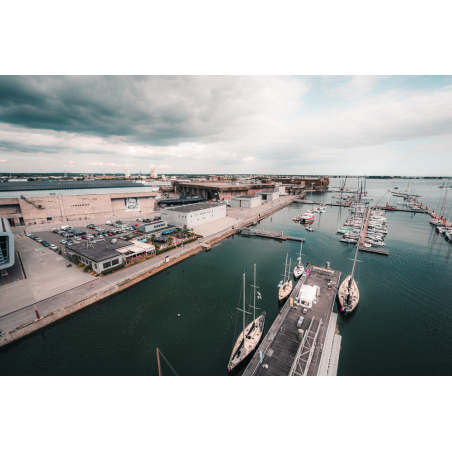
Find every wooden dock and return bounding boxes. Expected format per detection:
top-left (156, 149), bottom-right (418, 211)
top-left (293, 195), bottom-right (355, 208)
top-left (405, 197), bottom-right (452, 227)
top-left (243, 264), bottom-right (342, 376)
top-left (358, 207), bottom-right (389, 255)
top-left (238, 228), bottom-right (305, 242)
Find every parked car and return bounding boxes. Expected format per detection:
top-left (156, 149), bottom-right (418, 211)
top-left (60, 239), bottom-right (67, 244)
top-left (82, 235), bottom-right (88, 240)
top-left (131, 225), bottom-right (138, 230)
top-left (108, 232), bottom-right (114, 236)
top-left (86, 234), bottom-right (94, 239)
top-left (94, 237), bottom-right (105, 242)
top-left (66, 233), bottom-right (74, 237)
top-left (74, 236), bottom-right (81, 241)
top-left (105, 221), bottom-right (112, 225)
top-left (111, 238), bottom-right (117, 244)
top-left (137, 218), bottom-right (143, 222)
top-left (87, 224), bottom-right (94, 228)
top-left (60, 225), bottom-right (72, 230)
top-left (42, 241), bottom-right (50, 247)
top-left (66, 239), bottom-right (74, 245)
top-left (58, 231), bottom-right (65, 235)
top-left (51, 228), bottom-right (59, 233)
top-left (35, 238), bottom-right (43, 242)
top-left (26, 233), bottom-right (32, 237)
top-left (49, 244), bottom-right (58, 251)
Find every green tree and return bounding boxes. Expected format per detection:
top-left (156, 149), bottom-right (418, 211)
top-left (71, 254), bottom-right (78, 263)
top-left (151, 234), bottom-right (156, 241)
top-left (168, 237), bottom-right (174, 246)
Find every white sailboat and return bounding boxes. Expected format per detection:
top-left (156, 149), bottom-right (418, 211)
top-left (228, 264), bottom-right (266, 372)
top-left (338, 231), bottom-right (361, 313)
top-left (278, 253), bottom-right (293, 302)
top-left (293, 242), bottom-right (304, 278)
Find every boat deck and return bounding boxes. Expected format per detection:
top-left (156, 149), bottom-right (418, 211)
top-left (243, 264), bottom-right (341, 376)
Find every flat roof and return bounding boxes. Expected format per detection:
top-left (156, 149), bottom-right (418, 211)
top-left (66, 240), bottom-right (125, 262)
top-left (231, 194), bottom-right (259, 199)
top-left (0, 180), bottom-right (147, 192)
top-left (174, 181), bottom-right (276, 189)
top-left (164, 202), bottom-right (223, 213)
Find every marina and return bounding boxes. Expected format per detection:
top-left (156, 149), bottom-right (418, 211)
top-left (1, 179), bottom-right (452, 376)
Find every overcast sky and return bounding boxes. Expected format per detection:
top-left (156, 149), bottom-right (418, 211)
top-left (0, 75), bottom-right (451, 176)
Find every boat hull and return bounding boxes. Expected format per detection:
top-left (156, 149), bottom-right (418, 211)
top-left (293, 265), bottom-right (304, 279)
top-left (278, 280), bottom-right (293, 301)
top-left (338, 275), bottom-right (359, 313)
top-left (228, 313), bottom-right (266, 372)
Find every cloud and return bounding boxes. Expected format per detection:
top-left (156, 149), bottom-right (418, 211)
top-left (0, 158), bottom-right (8, 162)
top-left (0, 75), bottom-right (451, 175)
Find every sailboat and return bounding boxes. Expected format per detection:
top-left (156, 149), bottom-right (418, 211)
top-left (293, 242), bottom-right (304, 278)
top-left (278, 254), bottom-right (293, 301)
top-left (338, 227), bottom-right (361, 313)
top-left (228, 265), bottom-right (266, 372)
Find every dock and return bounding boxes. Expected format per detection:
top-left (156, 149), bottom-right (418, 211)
top-left (406, 197), bottom-right (452, 227)
top-left (237, 228), bottom-right (305, 242)
top-left (293, 195), bottom-right (355, 208)
top-left (243, 263), bottom-right (342, 376)
top-left (359, 207), bottom-right (389, 255)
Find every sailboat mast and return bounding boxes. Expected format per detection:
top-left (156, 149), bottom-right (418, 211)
top-left (157, 348), bottom-right (161, 376)
top-left (284, 253), bottom-right (288, 281)
top-left (253, 264), bottom-right (256, 321)
top-left (443, 190), bottom-right (448, 220)
top-left (243, 272), bottom-right (246, 341)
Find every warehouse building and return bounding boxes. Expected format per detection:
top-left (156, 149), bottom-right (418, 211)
top-left (0, 217), bottom-right (14, 271)
top-left (0, 180), bottom-right (158, 226)
top-left (171, 180), bottom-right (277, 201)
top-left (160, 203), bottom-right (225, 228)
top-left (230, 195), bottom-right (261, 208)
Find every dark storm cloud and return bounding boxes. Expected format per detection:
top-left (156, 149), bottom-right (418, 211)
top-left (0, 76), bottom-right (240, 144)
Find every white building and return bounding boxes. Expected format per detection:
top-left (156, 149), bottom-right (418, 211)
top-left (230, 195), bottom-right (261, 208)
top-left (125, 169), bottom-right (130, 178)
top-left (150, 167), bottom-right (157, 178)
top-left (257, 190), bottom-right (279, 201)
top-left (160, 202), bottom-right (226, 228)
top-left (0, 217), bottom-right (14, 270)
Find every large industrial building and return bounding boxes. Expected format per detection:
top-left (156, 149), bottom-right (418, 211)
top-left (160, 203), bottom-right (226, 228)
top-left (0, 181), bottom-right (159, 226)
top-left (0, 217), bottom-right (14, 270)
top-left (230, 195), bottom-right (261, 208)
top-left (171, 181), bottom-right (277, 202)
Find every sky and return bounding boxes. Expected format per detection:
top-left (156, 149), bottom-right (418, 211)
top-left (0, 75), bottom-right (451, 176)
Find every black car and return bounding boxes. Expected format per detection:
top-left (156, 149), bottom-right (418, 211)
top-left (52, 229), bottom-right (60, 234)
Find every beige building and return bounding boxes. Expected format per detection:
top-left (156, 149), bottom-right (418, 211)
top-left (0, 181), bottom-right (158, 226)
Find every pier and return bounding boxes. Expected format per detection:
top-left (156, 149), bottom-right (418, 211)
top-left (293, 195), bottom-right (355, 208)
top-left (358, 207), bottom-right (389, 255)
top-left (237, 227), bottom-right (305, 242)
top-left (406, 197), bottom-right (452, 227)
top-left (243, 263), bottom-right (342, 376)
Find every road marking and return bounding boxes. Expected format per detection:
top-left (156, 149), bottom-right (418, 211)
top-left (36, 247), bottom-right (44, 251)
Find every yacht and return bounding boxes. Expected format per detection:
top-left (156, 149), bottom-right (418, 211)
top-left (293, 242), bottom-right (304, 278)
top-left (278, 254), bottom-right (293, 302)
top-left (228, 265), bottom-right (266, 372)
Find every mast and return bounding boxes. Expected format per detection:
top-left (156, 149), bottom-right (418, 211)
top-left (157, 348), bottom-right (161, 376)
top-left (289, 258), bottom-right (292, 276)
top-left (283, 253), bottom-right (288, 281)
top-left (443, 190), bottom-right (448, 221)
top-left (242, 272), bottom-right (246, 342)
top-left (253, 264), bottom-right (256, 321)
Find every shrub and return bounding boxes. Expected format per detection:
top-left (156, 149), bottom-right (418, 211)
top-left (77, 262), bottom-right (84, 268)
top-left (101, 263), bottom-right (125, 275)
top-left (71, 254), bottom-right (78, 263)
top-left (58, 247), bottom-right (62, 255)
top-left (83, 265), bottom-right (92, 273)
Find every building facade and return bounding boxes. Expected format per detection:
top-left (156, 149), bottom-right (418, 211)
top-left (0, 217), bottom-right (14, 270)
top-left (230, 195), bottom-right (261, 208)
top-left (0, 181), bottom-right (158, 226)
top-left (160, 202), bottom-right (226, 228)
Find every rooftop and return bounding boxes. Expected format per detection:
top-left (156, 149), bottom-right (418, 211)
top-left (0, 180), bottom-right (147, 192)
top-left (165, 202), bottom-right (223, 213)
top-left (231, 194), bottom-right (260, 199)
top-left (174, 181), bottom-right (275, 189)
top-left (66, 240), bottom-right (125, 262)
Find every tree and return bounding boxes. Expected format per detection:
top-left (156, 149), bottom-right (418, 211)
top-left (168, 237), bottom-right (174, 246)
top-left (151, 234), bottom-right (156, 241)
top-left (71, 254), bottom-right (78, 263)
top-left (155, 243), bottom-right (160, 251)
top-left (58, 247), bottom-right (62, 255)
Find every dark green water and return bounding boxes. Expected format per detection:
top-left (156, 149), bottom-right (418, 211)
top-left (1, 179), bottom-right (451, 375)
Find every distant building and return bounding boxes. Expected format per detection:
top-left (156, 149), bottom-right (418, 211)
top-left (172, 181), bottom-right (277, 201)
top-left (125, 169), bottom-right (131, 178)
top-left (230, 195), bottom-right (261, 208)
top-left (150, 167), bottom-right (157, 178)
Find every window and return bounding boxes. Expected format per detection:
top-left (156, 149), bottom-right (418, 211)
top-left (103, 261), bottom-right (111, 269)
top-left (112, 259), bottom-right (119, 266)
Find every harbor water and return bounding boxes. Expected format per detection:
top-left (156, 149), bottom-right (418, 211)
top-left (1, 179), bottom-right (451, 375)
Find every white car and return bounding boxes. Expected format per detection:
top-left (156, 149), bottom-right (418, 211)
top-left (60, 225), bottom-right (72, 230)
top-left (49, 244), bottom-right (58, 250)
top-left (137, 218), bottom-right (143, 222)
top-left (74, 236), bottom-right (81, 241)
top-left (36, 238), bottom-right (43, 242)
top-left (60, 239), bottom-right (67, 244)
top-left (105, 221), bottom-right (112, 225)
top-left (86, 234), bottom-right (94, 239)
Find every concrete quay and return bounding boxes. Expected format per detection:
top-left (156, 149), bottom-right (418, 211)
top-left (0, 196), bottom-right (298, 347)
